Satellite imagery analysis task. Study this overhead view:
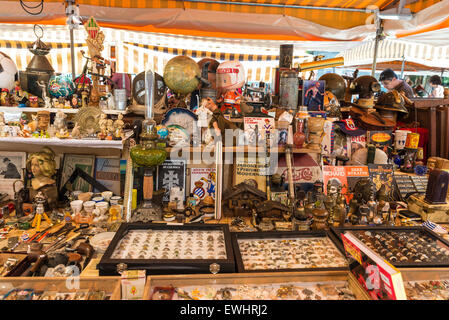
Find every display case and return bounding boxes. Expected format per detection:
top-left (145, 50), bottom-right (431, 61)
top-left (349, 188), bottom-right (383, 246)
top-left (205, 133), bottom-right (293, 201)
top-left (0, 276), bottom-right (121, 300)
top-left (0, 253), bottom-right (30, 277)
top-left (231, 231), bottom-right (348, 273)
top-left (331, 226), bottom-right (449, 268)
top-left (144, 271), bottom-right (369, 300)
top-left (400, 268), bottom-right (449, 300)
top-left (97, 223), bottom-right (236, 276)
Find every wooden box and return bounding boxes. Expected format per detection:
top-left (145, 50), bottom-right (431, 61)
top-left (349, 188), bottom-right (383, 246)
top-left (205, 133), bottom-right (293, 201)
top-left (0, 276), bottom-right (121, 300)
top-left (144, 271), bottom-right (370, 300)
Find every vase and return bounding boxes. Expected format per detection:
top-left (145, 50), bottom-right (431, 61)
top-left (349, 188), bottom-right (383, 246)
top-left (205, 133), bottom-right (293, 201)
top-left (293, 119), bottom-right (306, 148)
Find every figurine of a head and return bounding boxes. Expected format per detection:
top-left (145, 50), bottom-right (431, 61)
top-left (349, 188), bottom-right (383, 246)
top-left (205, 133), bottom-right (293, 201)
top-left (27, 147), bottom-right (56, 179)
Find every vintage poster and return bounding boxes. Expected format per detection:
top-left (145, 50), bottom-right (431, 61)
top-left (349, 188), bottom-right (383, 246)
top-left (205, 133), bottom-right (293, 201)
top-left (367, 131), bottom-right (393, 152)
top-left (243, 117), bottom-right (275, 145)
top-left (0, 151), bottom-right (26, 200)
top-left (303, 80), bottom-right (325, 112)
top-left (347, 135), bottom-right (367, 159)
top-left (275, 154), bottom-right (322, 188)
top-left (368, 164), bottom-right (394, 199)
top-left (234, 155), bottom-right (268, 193)
top-left (60, 154), bottom-right (96, 192)
top-left (94, 157), bottom-right (121, 195)
top-left (322, 166), bottom-right (348, 196)
top-left (157, 159), bottom-right (186, 202)
top-left (190, 167), bottom-right (216, 200)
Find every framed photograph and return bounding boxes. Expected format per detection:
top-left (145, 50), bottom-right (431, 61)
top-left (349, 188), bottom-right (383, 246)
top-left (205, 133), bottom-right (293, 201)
top-left (94, 157), bottom-right (121, 195)
top-left (303, 80), bottom-right (325, 112)
top-left (60, 154), bottom-right (96, 192)
top-left (0, 152), bottom-right (26, 199)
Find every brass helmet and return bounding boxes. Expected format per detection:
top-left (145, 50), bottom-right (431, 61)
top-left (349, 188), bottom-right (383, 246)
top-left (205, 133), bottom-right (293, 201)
top-left (318, 73), bottom-right (346, 100)
top-left (375, 89), bottom-right (409, 114)
top-left (350, 75), bottom-right (381, 99)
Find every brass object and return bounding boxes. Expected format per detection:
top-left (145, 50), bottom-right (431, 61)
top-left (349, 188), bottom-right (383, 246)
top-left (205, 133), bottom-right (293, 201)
top-left (319, 73), bottom-right (346, 100)
top-left (73, 106), bottom-right (102, 135)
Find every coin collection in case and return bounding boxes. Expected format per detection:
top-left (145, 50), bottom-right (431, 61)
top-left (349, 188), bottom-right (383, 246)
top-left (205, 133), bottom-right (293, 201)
top-left (97, 223), bottom-right (235, 275)
top-left (151, 281), bottom-right (356, 300)
top-left (331, 226), bottom-right (449, 267)
top-left (231, 231), bottom-right (348, 272)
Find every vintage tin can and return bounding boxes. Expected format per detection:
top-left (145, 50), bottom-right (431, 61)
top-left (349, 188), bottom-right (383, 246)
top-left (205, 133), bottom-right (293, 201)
top-left (279, 70), bottom-right (299, 110)
top-left (279, 44), bottom-right (293, 69)
top-left (405, 132), bottom-right (420, 150)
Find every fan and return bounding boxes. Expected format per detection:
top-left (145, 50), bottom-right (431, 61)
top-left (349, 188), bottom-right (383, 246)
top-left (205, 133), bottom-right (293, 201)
top-left (132, 71), bottom-right (166, 106)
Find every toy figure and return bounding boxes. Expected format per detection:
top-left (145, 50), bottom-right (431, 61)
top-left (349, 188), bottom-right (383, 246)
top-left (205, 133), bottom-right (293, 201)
top-left (216, 60), bottom-right (245, 117)
top-left (71, 94), bottom-right (79, 108)
top-left (64, 100), bottom-right (71, 109)
top-left (201, 171), bottom-right (216, 199)
top-left (113, 113), bottom-right (124, 140)
top-left (13, 84), bottom-right (28, 107)
top-left (203, 97), bottom-right (237, 138)
top-left (26, 147), bottom-right (58, 210)
top-left (37, 81), bottom-right (51, 108)
top-left (52, 97), bottom-right (59, 108)
top-left (37, 110), bottom-right (50, 132)
top-left (54, 110), bottom-right (69, 139)
top-left (0, 88), bottom-right (9, 106)
top-left (28, 95), bottom-right (39, 108)
top-left (28, 114), bottom-right (38, 133)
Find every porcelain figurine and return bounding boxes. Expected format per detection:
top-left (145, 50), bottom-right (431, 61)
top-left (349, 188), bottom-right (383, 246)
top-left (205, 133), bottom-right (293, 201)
top-left (0, 88), bottom-right (9, 106)
top-left (71, 122), bottom-right (81, 139)
top-left (0, 112), bottom-right (5, 137)
top-left (113, 113), bottom-right (124, 140)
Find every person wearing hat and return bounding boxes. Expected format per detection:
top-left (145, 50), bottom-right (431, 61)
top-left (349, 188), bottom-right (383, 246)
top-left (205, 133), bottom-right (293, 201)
top-left (1, 157), bottom-right (21, 179)
top-left (428, 75), bottom-right (444, 98)
top-left (379, 68), bottom-right (414, 99)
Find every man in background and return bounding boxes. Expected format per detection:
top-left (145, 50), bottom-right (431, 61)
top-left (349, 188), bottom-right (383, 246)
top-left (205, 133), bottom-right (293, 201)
top-left (379, 68), bottom-right (415, 98)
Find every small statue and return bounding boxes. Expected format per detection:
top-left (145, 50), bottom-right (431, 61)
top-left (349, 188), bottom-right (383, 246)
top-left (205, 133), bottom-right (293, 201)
top-left (64, 100), bottom-right (71, 109)
top-left (26, 147), bottom-right (58, 210)
top-left (204, 97), bottom-right (237, 138)
top-left (81, 90), bottom-right (89, 108)
top-left (13, 83), bottom-right (28, 107)
top-left (98, 113), bottom-right (108, 140)
top-left (71, 122), bottom-right (81, 139)
top-left (0, 112), bottom-right (5, 137)
top-left (53, 110), bottom-right (67, 132)
top-left (113, 113), bottom-right (124, 140)
top-left (28, 114), bottom-right (38, 133)
top-left (52, 97), bottom-right (59, 109)
top-left (106, 119), bottom-right (114, 140)
top-left (37, 110), bottom-right (51, 132)
top-left (37, 81), bottom-right (51, 108)
top-left (71, 94), bottom-right (79, 108)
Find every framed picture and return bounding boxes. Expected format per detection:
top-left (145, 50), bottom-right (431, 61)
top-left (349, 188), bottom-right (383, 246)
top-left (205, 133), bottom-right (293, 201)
top-left (0, 152), bottom-right (26, 199)
top-left (303, 80), bottom-right (325, 112)
top-left (60, 154), bottom-right (96, 192)
top-left (156, 159), bottom-right (187, 202)
top-left (94, 157), bottom-right (121, 195)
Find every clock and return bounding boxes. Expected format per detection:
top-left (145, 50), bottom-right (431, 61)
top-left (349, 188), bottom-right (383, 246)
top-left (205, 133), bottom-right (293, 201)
top-left (132, 71), bottom-right (166, 106)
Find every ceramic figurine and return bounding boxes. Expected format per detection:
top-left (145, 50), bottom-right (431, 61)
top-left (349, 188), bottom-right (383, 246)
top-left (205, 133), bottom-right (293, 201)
top-left (13, 83), bottom-right (28, 107)
top-left (71, 94), bottom-right (79, 108)
top-left (113, 113), bottom-right (124, 140)
top-left (37, 110), bottom-right (50, 132)
top-left (0, 112), bottom-right (5, 137)
top-left (37, 81), bottom-right (51, 108)
top-left (54, 110), bottom-right (69, 139)
top-left (0, 88), bottom-right (9, 106)
top-left (106, 119), bottom-right (114, 140)
top-left (98, 113), bottom-right (108, 140)
top-left (81, 90), bottom-right (89, 108)
top-left (71, 122), bottom-right (81, 139)
top-left (52, 97), bottom-right (59, 108)
top-left (64, 100), bottom-right (71, 109)
top-left (28, 95), bottom-right (39, 108)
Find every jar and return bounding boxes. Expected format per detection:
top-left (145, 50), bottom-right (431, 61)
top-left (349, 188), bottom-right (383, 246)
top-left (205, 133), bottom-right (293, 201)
top-left (293, 118), bottom-right (306, 148)
top-left (110, 205), bottom-right (121, 221)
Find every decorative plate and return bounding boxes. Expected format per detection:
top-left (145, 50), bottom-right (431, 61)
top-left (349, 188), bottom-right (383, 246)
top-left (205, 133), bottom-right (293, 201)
top-left (73, 106), bottom-right (102, 134)
top-left (162, 108), bottom-right (198, 137)
top-left (166, 124), bottom-right (190, 147)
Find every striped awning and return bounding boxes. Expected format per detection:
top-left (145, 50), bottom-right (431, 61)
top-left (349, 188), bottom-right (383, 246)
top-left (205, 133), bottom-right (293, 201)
top-left (124, 42), bottom-right (307, 62)
top-left (338, 39), bottom-right (449, 70)
top-left (0, 40), bottom-right (84, 49)
top-left (4, 0), bottom-right (440, 30)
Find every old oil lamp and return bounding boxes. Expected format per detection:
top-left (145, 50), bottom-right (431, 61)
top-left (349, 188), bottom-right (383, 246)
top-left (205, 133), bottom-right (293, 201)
top-left (130, 70), bottom-right (167, 221)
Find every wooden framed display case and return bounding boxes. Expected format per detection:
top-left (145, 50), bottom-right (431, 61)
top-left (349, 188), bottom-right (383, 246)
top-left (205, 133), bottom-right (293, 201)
top-left (97, 223), bottom-right (236, 276)
top-left (144, 271), bottom-right (370, 300)
top-left (331, 226), bottom-right (449, 268)
top-left (231, 230), bottom-right (348, 273)
top-left (0, 253), bottom-right (30, 277)
top-left (400, 268), bottom-right (449, 300)
top-left (0, 276), bottom-right (121, 300)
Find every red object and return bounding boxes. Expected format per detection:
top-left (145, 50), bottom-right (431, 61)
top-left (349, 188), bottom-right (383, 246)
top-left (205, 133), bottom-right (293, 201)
top-left (7, 203), bottom-right (14, 213)
top-left (397, 124), bottom-right (429, 162)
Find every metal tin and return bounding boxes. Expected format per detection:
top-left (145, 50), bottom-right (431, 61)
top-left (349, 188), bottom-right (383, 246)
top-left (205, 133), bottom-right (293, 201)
top-left (405, 132), bottom-right (420, 150)
top-left (279, 70), bottom-right (299, 110)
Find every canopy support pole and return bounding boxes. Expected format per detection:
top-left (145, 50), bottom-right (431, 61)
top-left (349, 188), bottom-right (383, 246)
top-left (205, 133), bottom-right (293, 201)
top-left (400, 55), bottom-right (405, 79)
top-left (70, 28), bottom-right (76, 80)
top-left (371, 14), bottom-right (383, 77)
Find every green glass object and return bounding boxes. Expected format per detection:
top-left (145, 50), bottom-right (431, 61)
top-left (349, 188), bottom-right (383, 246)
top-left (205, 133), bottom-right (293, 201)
top-left (130, 146), bottom-right (167, 167)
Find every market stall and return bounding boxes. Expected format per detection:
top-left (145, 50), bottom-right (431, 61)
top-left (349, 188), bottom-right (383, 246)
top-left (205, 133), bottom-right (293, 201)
top-left (0, 0), bottom-right (448, 302)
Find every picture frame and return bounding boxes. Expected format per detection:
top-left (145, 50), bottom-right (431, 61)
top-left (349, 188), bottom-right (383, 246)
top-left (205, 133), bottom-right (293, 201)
top-left (0, 152), bottom-right (26, 200)
top-left (60, 154), bottom-right (96, 193)
top-left (303, 80), bottom-right (325, 112)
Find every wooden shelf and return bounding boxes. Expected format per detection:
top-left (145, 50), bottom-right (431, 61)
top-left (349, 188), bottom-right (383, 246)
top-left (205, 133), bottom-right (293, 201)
top-left (165, 145), bottom-right (319, 154)
top-left (0, 107), bottom-right (128, 115)
top-left (0, 131), bottom-right (133, 150)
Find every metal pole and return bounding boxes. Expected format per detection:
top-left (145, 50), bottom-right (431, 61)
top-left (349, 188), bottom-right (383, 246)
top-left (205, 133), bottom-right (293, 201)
top-left (371, 16), bottom-right (382, 77)
top-left (70, 28), bottom-right (76, 81)
top-left (180, 0), bottom-right (370, 12)
top-left (400, 55), bottom-right (405, 79)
